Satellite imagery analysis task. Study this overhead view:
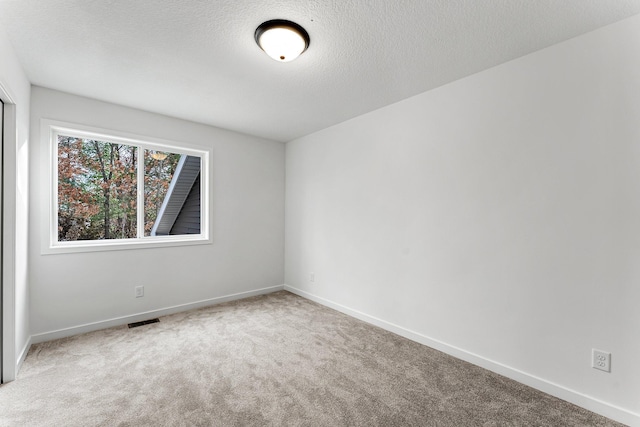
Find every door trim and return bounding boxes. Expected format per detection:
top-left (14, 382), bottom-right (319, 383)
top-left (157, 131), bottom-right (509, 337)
top-left (0, 81), bottom-right (17, 383)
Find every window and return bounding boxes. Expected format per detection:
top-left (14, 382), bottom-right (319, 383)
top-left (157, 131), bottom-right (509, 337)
top-left (43, 120), bottom-right (210, 253)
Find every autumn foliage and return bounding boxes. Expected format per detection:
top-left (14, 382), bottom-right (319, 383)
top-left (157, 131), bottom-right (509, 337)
top-left (57, 136), bottom-right (179, 241)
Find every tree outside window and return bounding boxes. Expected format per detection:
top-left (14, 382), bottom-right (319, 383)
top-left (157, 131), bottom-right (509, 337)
top-left (57, 135), bottom-right (181, 241)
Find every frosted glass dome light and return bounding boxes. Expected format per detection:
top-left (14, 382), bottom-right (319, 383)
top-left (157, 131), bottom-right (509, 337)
top-left (255, 20), bottom-right (310, 62)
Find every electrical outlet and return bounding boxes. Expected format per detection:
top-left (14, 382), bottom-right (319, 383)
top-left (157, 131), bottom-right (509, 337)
top-left (135, 286), bottom-right (144, 298)
top-left (592, 349), bottom-right (611, 372)
top-left (310, 272), bottom-right (315, 283)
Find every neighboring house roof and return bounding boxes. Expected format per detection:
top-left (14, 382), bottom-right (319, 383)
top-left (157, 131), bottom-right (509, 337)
top-left (151, 155), bottom-right (201, 236)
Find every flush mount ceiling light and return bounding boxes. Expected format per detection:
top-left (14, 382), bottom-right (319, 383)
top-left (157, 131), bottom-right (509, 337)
top-left (255, 19), bottom-right (310, 62)
top-left (150, 151), bottom-right (167, 161)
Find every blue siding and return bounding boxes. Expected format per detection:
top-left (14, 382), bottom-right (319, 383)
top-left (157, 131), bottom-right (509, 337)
top-left (152, 155), bottom-right (200, 235)
top-left (170, 173), bottom-right (200, 235)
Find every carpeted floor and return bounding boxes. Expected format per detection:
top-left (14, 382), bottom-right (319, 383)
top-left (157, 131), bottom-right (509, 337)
top-left (0, 291), bottom-right (624, 426)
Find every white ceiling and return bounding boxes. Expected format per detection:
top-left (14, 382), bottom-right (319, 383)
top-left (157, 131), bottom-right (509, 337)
top-left (1, 0), bottom-right (640, 142)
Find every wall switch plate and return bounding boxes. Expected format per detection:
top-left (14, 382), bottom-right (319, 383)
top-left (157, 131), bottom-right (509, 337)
top-left (310, 272), bottom-right (315, 283)
top-left (592, 349), bottom-right (611, 372)
top-left (135, 286), bottom-right (144, 298)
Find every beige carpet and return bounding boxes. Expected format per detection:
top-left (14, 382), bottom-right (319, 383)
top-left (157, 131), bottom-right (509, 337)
top-left (0, 291), bottom-right (623, 426)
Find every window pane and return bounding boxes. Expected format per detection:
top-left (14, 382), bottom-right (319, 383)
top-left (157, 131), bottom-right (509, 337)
top-left (145, 150), bottom-right (201, 236)
top-left (144, 150), bottom-right (181, 236)
top-left (58, 135), bottom-right (137, 241)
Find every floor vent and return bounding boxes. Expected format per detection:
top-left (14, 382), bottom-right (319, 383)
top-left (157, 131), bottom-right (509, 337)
top-left (128, 318), bottom-right (160, 328)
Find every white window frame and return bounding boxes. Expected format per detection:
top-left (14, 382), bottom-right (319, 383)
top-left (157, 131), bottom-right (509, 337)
top-left (41, 119), bottom-right (211, 254)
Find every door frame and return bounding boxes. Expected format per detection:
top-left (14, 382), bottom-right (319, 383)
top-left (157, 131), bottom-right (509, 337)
top-left (0, 81), bottom-right (17, 383)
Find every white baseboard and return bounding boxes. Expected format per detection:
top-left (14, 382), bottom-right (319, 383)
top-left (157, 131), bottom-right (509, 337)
top-left (30, 285), bottom-right (284, 345)
top-left (284, 285), bottom-right (639, 427)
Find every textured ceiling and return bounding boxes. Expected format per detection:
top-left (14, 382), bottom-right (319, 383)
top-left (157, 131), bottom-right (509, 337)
top-left (1, 0), bottom-right (640, 142)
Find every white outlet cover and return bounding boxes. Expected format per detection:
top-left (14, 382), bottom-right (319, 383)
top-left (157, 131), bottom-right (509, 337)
top-left (592, 349), bottom-right (611, 372)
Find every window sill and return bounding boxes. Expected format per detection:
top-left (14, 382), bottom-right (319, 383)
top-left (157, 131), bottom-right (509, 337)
top-left (42, 234), bottom-right (211, 255)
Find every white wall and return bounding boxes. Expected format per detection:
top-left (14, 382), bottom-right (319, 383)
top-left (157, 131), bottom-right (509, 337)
top-left (285, 14), bottom-right (640, 425)
top-left (30, 87), bottom-right (284, 338)
top-left (0, 27), bottom-right (31, 381)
